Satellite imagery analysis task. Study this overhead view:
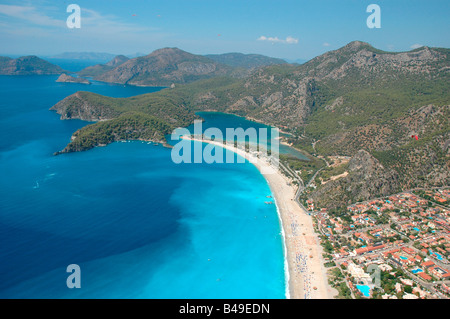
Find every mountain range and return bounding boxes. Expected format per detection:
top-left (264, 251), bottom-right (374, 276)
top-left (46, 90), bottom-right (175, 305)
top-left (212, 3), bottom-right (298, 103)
top-left (49, 52), bottom-right (118, 61)
top-left (77, 48), bottom-right (232, 86)
top-left (0, 50), bottom-right (287, 81)
top-left (75, 49), bottom-right (287, 85)
top-left (204, 53), bottom-right (287, 69)
top-left (45, 41), bottom-right (450, 208)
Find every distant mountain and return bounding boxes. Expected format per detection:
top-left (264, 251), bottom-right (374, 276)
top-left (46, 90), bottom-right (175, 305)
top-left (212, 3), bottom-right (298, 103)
top-left (95, 47), bottom-right (232, 86)
top-left (127, 52), bottom-right (147, 59)
top-left (0, 56), bottom-right (65, 75)
top-left (204, 53), bottom-right (287, 69)
top-left (105, 55), bottom-right (130, 67)
top-left (283, 58), bottom-right (308, 65)
top-left (79, 50), bottom-right (287, 85)
top-left (77, 55), bottom-right (130, 77)
top-left (49, 52), bottom-right (117, 61)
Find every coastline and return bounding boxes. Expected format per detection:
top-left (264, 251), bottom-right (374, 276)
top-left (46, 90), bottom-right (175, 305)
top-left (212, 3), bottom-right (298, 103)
top-left (183, 136), bottom-right (334, 299)
top-left (279, 140), bottom-right (312, 158)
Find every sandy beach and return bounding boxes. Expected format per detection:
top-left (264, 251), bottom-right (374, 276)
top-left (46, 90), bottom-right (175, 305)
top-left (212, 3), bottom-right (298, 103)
top-left (183, 136), bottom-right (336, 299)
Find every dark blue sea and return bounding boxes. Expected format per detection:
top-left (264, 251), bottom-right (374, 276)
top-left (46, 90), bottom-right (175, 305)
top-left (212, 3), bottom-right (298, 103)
top-left (0, 73), bottom-right (286, 298)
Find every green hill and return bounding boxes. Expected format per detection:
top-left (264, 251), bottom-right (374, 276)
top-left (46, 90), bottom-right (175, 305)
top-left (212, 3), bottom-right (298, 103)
top-left (0, 56), bottom-right (65, 75)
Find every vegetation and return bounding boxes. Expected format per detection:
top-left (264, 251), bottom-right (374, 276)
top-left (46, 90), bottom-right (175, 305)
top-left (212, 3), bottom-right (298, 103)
top-left (59, 112), bottom-right (173, 153)
top-left (52, 89), bottom-right (196, 153)
top-left (280, 153), bottom-right (325, 182)
top-left (317, 163), bottom-right (349, 183)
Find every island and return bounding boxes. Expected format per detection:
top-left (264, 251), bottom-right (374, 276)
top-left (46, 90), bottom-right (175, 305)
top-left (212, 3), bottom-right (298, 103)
top-left (56, 73), bottom-right (91, 84)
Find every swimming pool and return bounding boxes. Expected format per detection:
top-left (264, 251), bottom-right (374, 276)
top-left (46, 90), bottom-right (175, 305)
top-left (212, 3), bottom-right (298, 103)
top-left (429, 250), bottom-right (443, 261)
top-left (400, 256), bottom-right (408, 260)
top-left (356, 285), bottom-right (371, 297)
top-left (412, 268), bottom-right (423, 274)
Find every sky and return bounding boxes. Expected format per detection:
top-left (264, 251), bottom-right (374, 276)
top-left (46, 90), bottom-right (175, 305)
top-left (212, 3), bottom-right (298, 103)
top-left (0, 0), bottom-right (449, 61)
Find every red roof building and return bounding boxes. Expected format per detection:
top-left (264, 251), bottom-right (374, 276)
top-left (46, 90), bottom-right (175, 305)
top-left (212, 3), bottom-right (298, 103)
top-left (402, 247), bottom-right (416, 255)
top-left (421, 261), bottom-right (436, 268)
top-left (418, 272), bottom-right (432, 281)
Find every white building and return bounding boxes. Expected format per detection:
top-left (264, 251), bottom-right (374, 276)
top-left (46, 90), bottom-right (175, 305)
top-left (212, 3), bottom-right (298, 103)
top-left (400, 278), bottom-right (413, 286)
top-left (403, 293), bottom-right (419, 299)
top-left (347, 262), bottom-right (371, 283)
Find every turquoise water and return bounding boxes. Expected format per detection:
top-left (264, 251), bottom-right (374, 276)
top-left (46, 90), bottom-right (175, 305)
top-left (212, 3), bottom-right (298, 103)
top-left (400, 256), bottom-right (408, 260)
top-left (412, 268), bottom-right (423, 274)
top-left (356, 285), bottom-right (370, 297)
top-left (195, 112), bottom-right (308, 160)
top-left (0, 75), bottom-right (286, 298)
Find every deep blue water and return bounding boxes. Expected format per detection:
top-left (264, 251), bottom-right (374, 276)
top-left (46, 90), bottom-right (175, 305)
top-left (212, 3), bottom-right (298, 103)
top-left (0, 75), bottom-right (286, 298)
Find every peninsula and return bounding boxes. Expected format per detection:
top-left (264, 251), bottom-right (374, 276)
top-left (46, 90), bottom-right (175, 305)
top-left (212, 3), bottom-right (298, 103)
top-left (0, 55), bottom-right (65, 75)
top-left (56, 73), bottom-right (91, 84)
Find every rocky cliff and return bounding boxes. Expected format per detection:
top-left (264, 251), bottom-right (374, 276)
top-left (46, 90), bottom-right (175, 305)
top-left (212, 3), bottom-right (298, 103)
top-left (309, 150), bottom-right (400, 209)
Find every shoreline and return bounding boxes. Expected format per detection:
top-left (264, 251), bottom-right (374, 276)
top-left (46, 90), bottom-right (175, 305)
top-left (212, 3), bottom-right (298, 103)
top-left (279, 140), bottom-right (312, 159)
top-left (182, 136), bottom-right (334, 299)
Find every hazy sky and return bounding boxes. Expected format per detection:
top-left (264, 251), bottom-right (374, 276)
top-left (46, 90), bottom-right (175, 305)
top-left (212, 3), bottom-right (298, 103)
top-left (0, 0), bottom-right (449, 60)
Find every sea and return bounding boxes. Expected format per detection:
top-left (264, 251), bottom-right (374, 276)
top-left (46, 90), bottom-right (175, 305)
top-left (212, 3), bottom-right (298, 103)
top-left (0, 60), bottom-right (287, 298)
